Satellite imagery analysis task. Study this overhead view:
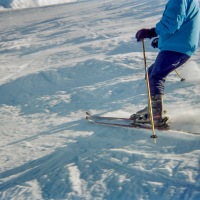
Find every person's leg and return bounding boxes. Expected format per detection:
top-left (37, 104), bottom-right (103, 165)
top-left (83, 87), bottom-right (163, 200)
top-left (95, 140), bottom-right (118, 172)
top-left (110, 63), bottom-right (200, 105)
top-left (148, 51), bottom-right (190, 123)
top-left (149, 50), bottom-right (190, 96)
top-left (131, 50), bottom-right (190, 125)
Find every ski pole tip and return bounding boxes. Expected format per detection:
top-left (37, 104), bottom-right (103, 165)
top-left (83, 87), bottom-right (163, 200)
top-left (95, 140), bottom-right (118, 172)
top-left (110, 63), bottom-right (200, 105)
top-left (181, 78), bottom-right (185, 82)
top-left (151, 135), bottom-right (158, 138)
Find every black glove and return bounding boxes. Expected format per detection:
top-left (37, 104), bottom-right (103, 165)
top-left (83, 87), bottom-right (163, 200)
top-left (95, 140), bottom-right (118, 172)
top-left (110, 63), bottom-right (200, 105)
top-left (151, 37), bottom-right (159, 48)
top-left (135, 28), bottom-right (157, 42)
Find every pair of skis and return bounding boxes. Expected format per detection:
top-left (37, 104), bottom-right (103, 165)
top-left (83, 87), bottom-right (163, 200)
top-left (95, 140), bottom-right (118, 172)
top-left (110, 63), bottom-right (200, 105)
top-left (85, 112), bottom-right (199, 136)
top-left (86, 112), bottom-right (169, 132)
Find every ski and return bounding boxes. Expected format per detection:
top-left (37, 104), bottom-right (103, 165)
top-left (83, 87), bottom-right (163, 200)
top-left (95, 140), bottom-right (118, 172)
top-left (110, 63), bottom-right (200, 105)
top-left (86, 112), bottom-right (169, 132)
top-left (86, 111), bottom-right (133, 122)
top-left (86, 111), bottom-right (169, 125)
top-left (86, 112), bottom-right (200, 135)
top-left (86, 116), bottom-right (158, 131)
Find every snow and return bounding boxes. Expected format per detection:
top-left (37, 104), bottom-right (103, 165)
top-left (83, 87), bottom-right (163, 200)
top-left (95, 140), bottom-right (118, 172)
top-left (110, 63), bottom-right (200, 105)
top-left (0, 0), bottom-right (200, 199)
top-left (0, 0), bottom-right (80, 10)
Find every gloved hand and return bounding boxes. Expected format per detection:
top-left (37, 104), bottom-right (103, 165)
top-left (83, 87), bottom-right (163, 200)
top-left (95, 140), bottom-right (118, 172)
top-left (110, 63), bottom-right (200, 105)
top-left (151, 37), bottom-right (159, 48)
top-left (135, 28), bottom-right (157, 42)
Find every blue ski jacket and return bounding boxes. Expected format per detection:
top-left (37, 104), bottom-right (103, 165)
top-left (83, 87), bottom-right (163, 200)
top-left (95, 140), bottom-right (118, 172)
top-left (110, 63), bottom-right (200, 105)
top-left (155, 0), bottom-right (200, 56)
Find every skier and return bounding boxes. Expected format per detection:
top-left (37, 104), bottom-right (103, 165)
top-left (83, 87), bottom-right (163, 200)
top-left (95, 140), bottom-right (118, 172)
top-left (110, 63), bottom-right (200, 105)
top-left (130, 0), bottom-right (200, 127)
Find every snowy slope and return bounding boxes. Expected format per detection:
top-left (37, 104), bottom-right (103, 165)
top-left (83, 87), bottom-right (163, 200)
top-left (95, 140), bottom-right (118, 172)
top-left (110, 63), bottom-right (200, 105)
top-left (0, 0), bottom-right (200, 199)
top-left (0, 0), bottom-right (81, 10)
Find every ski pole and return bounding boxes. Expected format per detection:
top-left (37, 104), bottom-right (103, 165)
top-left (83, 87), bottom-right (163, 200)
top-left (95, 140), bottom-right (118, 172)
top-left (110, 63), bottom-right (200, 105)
top-left (174, 69), bottom-right (185, 81)
top-left (141, 39), bottom-right (157, 143)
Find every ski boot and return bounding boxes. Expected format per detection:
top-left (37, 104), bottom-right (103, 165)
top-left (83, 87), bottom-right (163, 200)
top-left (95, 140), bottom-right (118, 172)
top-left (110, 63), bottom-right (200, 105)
top-left (130, 95), bottom-right (169, 129)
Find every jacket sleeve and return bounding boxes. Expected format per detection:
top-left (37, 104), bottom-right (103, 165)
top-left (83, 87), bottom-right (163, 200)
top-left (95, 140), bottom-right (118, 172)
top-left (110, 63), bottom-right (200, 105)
top-left (155, 0), bottom-right (186, 35)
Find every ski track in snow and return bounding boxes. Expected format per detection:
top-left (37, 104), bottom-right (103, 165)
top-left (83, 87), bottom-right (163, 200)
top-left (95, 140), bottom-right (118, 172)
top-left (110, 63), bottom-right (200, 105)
top-left (0, 0), bottom-right (200, 199)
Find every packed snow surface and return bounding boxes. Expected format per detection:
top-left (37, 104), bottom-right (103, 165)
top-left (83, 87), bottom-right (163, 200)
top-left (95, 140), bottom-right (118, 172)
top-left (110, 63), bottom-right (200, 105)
top-left (0, 0), bottom-right (80, 10)
top-left (0, 0), bottom-right (200, 199)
